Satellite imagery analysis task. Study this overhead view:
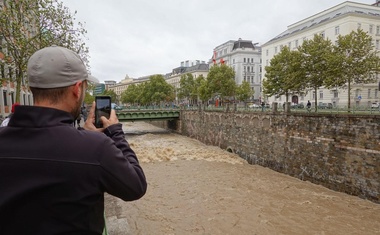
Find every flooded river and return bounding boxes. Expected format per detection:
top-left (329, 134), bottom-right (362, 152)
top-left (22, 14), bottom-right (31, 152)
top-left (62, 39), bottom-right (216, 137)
top-left (105, 122), bottom-right (380, 235)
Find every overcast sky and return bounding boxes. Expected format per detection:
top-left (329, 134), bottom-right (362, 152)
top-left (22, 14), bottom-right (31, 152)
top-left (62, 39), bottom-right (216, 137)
top-left (60, 0), bottom-right (375, 82)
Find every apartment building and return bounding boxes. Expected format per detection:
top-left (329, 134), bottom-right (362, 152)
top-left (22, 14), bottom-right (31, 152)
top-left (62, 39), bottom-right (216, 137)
top-left (0, 0), bottom-right (34, 117)
top-left (166, 61), bottom-right (209, 104)
top-left (262, 1), bottom-right (380, 108)
top-left (210, 38), bottom-right (262, 101)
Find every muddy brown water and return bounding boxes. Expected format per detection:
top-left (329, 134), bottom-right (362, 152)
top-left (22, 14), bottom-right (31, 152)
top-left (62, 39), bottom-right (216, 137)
top-left (104, 122), bottom-right (380, 235)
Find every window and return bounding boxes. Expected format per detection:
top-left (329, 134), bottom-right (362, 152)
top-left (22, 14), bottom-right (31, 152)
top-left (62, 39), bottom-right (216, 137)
top-left (243, 66), bottom-right (246, 71)
top-left (3, 91), bottom-right (7, 106)
top-left (334, 90), bottom-right (339, 98)
top-left (266, 49), bottom-right (269, 56)
top-left (295, 40), bottom-right (299, 48)
top-left (233, 59), bottom-right (235, 64)
top-left (376, 40), bottom-right (380, 50)
top-left (251, 58), bottom-right (253, 63)
top-left (247, 67), bottom-right (250, 72)
top-left (0, 64), bottom-right (4, 78)
top-left (319, 91), bottom-right (323, 99)
top-left (288, 42), bottom-right (291, 48)
top-left (377, 26), bottom-right (380, 35)
top-left (312, 91), bottom-right (315, 99)
top-left (355, 89), bottom-right (360, 98)
top-left (335, 26), bottom-right (340, 35)
top-left (10, 92), bottom-right (14, 105)
top-left (368, 89), bottom-right (371, 98)
top-left (370, 25), bottom-right (374, 34)
top-left (244, 58), bottom-right (246, 63)
top-left (375, 89), bottom-right (378, 98)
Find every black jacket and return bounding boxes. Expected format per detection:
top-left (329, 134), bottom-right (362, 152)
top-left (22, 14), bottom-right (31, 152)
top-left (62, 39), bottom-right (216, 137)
top-left (0, 106), bottom-right (147, 235)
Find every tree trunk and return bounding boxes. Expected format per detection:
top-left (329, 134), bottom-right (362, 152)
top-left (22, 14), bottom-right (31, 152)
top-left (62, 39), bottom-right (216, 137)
top-left (347, 79), bottom-right (351, 112)
top-left (15, 67), bottom-right (23, 103)
top-left (314, 87), bottom-right (318, 112)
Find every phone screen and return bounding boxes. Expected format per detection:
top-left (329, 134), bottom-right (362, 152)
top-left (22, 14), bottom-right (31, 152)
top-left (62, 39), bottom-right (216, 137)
top-left (95, 96), bottom-right (111, 128)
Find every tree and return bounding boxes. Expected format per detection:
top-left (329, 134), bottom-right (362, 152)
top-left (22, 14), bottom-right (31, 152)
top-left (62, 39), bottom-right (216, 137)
top-left (298, 34), bottom-right (334, 111)
top-left (236, 81), bottom-right (254, 106)
top-left (178, 73), bottom-right (197, 104)
top-left (195, 74), bottom-right (210, 104)
top-left (142, 75), bottom-right (175, 106)
top-left (263, 46), bottom-right (303, 104)
top-left (102, 89), bottom-right (117, 103)
top-left (0, 0), bottom-right (89, 103)
top-left (324, 29), bottom-right (380, 109)
top-left (206, 64), bottom-right (236, 101)
top-left (121, 83), bottom-right (139, 105)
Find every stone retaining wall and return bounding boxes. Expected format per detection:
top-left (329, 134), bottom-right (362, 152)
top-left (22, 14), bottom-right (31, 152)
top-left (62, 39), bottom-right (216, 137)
top-left (155, 110), bottom-right (380, 203)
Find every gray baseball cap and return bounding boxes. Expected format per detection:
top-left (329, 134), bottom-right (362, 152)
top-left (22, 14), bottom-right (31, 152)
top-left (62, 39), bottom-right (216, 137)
top-left (27, 45), bottom-right (99, 88)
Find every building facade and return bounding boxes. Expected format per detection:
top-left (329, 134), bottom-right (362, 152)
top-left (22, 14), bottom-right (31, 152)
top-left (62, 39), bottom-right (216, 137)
top-left (209, 38), bottom-right (262, 101)
top-left (0, 0), bottom-right (34, 117)
top-left (166, 61), bottom-right (209, 104)
top-left (262, 1), bottom-right (380, 108)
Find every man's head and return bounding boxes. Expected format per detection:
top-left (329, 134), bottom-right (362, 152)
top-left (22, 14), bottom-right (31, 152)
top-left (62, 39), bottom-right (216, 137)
top-left (27, 46), bottom-right (99, 118)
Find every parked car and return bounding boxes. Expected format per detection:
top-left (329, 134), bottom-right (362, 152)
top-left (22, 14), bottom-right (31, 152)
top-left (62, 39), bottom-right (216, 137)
top-left (111, 103), bottom-right (123, 110)
top-left (249, 104), bottom-right (260, 108)
top-left (371, 102), bottom-right (379, 109)
top-left (291, 103), bottom-right (304, 109)
top-left (318, 103), bottom-right (333, 109)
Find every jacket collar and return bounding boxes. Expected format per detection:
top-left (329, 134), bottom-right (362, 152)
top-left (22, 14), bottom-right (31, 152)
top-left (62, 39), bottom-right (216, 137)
top-left (9, 106), bottom-right (74, 127)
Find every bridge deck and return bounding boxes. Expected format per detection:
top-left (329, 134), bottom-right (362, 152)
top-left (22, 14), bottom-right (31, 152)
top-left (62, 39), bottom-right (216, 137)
top-left (116, 110), bottom-right (180, 122)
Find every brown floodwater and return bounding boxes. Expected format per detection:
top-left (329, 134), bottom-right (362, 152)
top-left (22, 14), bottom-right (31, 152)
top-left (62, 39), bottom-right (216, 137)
top-left (104, 122), bottom-right (380, 235)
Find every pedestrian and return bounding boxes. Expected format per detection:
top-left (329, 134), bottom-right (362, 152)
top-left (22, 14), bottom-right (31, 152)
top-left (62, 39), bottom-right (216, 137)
top-left (0, 46), bottom-right (147, 234)
top-left (0, 103), bottom-right (19, 127)
top-left (307, 100), bottom-right (311, 111)
top-left (261, 101), bottom-right (265, 112)
top-left (81, 105), bottom-right (88, 121)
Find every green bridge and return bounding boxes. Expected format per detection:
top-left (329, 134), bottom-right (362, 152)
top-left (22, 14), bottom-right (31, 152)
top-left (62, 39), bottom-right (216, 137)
top-left (116, 109), bottom-right (180, 122)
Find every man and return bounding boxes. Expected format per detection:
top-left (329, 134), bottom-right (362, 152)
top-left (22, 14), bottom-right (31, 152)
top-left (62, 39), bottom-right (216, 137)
top-left (0, 46), bottom-right (147, 234)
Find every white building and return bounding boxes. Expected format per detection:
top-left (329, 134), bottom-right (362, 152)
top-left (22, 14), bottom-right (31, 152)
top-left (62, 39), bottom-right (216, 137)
top-left (262, 1), bottom-right (380, 108)
top-left (210, 38), bottom-right (262, 101)
top-left (166, 61), bottom-right (209, 104)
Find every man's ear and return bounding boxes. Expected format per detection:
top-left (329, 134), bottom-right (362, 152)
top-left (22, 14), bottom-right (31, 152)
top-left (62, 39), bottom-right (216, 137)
top-left (73, 81), bottom-right (83, 99)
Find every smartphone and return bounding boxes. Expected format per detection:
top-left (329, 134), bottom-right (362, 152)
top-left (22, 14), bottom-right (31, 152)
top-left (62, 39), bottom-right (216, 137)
top-left (95, 96), bottom-right (111, 128)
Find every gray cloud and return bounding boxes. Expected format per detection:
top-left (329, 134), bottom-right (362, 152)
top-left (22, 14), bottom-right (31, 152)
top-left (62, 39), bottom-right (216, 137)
top-left (60, 0), bottom-right (375, 82)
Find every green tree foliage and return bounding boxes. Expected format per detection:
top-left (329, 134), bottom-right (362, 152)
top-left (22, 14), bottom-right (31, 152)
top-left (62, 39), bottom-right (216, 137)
top-left (324, 29), bottom-right (380, 109)
top-left (177, 73), bottom-right (197, 103)
top-left (206, 64), bottom-right (236, 100)
top-left (0, 0), bottom-right (89, 102)
top-left (298, 34), bottom-right (334, 111)
top-left (263, 46), bottom-right (302, 103)
top-left (101, 89), bottom-right (117, 103)
top-left (121, 83), bottom-right (140, 105)
top-left (140, 75), bottom-right (175, 106)
top-left (195, 74), bottom-right (210, 103)
top-left (84, 92), bottom-right (94, 105)
top-left (236, 80), bottom-right (254, 103)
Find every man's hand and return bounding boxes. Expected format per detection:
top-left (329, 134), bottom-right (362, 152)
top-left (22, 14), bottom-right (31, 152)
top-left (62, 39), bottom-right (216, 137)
top-left (83, 102), bottom-right (119, 131)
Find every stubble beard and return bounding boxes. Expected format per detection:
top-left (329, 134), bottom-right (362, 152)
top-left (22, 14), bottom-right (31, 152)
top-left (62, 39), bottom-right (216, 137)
top-left (71, 84), bottom-right (85, 119)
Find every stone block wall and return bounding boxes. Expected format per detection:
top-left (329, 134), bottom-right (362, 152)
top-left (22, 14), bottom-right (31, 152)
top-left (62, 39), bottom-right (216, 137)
top-left (175, 110), bottom-right (380, 203)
